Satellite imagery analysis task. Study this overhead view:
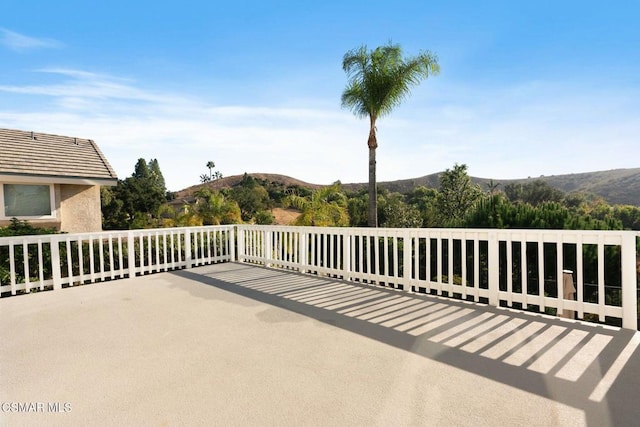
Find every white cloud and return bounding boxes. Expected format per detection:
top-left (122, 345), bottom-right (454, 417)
top-left (0, 69), bottom-right (365, 189)
top-left (0, 28), bottom-right (63, 52)
top-left (0, 68), bottom-right (181, 105)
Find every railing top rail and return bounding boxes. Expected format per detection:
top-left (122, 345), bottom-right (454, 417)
top-left (239, 224), bottom-right (636, 237)
top-left (0, 224), bottom-right (236, 245)
top-left (2, 224), bottom-right (634, 246)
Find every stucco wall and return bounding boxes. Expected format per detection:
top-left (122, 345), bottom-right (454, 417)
top-left (59, 184), bottom-right (102, 233)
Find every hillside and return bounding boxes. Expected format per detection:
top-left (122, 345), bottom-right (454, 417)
top-left (343, 168), bottom-right (640, 206)
top-left (175, 168), bottom-right (640, 206)
top-left (174, 173), bottom-right (323, 200)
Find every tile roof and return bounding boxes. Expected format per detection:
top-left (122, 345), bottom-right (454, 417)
top-left (0, 128), bottom-right (118, 182)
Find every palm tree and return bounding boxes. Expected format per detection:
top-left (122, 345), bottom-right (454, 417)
top-left (341, 43), bottom-right (439, 227)
top-left (206, 161), bottom-right (215, 180)
top-left (189, 188), bottom-right (241, 225)
top-left (284, 185), bottom-right (349, 227)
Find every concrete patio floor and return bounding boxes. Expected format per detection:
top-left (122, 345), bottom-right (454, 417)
top-left (1, 262), bottom-right (639, 426)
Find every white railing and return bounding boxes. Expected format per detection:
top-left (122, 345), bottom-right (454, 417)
top-left (237, 225), bottom-right (639, 330)
top-left (2, 224), bottom-right (638, 330)
top-left (0, 225), bottom-right (235, 295)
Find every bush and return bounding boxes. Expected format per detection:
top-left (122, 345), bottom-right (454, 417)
top-left (0, 219), bottom-right (60, 294)
top-left (0, 218), bottom-right (58, 237)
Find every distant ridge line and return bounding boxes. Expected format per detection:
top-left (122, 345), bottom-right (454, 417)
top-left (175, 168), bottom-right (640, 206)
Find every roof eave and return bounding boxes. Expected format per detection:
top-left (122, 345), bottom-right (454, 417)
top-left (0, 172), bottom-right (118, 187)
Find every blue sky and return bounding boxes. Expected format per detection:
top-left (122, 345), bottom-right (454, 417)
top-left (2, 1), bottom-right (639, 191)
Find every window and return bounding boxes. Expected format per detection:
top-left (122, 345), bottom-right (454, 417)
top-left (2, 184), bottom-right (54, 218)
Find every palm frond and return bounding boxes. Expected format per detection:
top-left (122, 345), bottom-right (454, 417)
top-left (341, 42), bottom-right (440, 120)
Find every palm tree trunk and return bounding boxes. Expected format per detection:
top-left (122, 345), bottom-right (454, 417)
top-left (368, 122), bottom-right (378, 227)
top-left (368, 146), bottom-right (377, 227)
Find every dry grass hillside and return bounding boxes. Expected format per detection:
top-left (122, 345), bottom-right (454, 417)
top-left (271, 208), bottom-right (301, 225)
top-left (174, 173), bottom-right (323, 201)
top-left (343, 168), bottom-right (640, 206)
top-left (174, 168), bottom-right (640, 206)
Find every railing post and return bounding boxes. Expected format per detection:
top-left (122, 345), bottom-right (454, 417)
top-left (557, 237), bottom-right (564, 316)
top-left (488, 231), bottom-right (499, 307)
top-left (342, 230), bottom-right (350, 281)
top-left (402, 230), bottom-right (413, 293)
top-left (184, 229), bottom-right (193, 268)
top-left (299, 229), bottom-right (307, 273)
top-left (234, 226), bottom-right (241, 262)
top-left (127, 231), bottom-right (136, 278)
top-left (621, 232), bottom-right (637, 330)
top-left (265, 229), bottom-right (272, 267)
top-left (50, 236), bottom-right (62, 291)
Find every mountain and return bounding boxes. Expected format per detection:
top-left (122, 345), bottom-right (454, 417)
top-left (343, 168), bottom-right (640, 206)
top-left (175, 168), bottom-right (640, 206)
top-left (536, 169), bottom-right (640, 205)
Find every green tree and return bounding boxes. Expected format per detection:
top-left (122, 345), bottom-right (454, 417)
top-left (463, 194), bottom-right (622, 230)
top-left (284, 185), bottom-right (349, 226)
top-left (229, 174), bottom-right (271, 221)
top-left (613, 205), bottom-right (640, 230)
top-left (564, 192), bottom-right (589, 209)
top-left (189, 188), bottom-right (241, 225)
top-left (101, 186), bottom-right (127, 229)
top-left (504, 180), bottom-right (564, 206)
top-left (347, 191), bottom-right (368, 227)
top-left (437, 164), bottom-right (483, 224)
top-left (341, 42), bottom-right (439, 227)
top-left (253, 210), bottom-right (276, 225)
top-left (148, 159), bottom-right (166, 194)
top-left (580, 197), bottom-right (616, 222)
top-left (132, 158), bottom-right (150, 179)
top-left (378, 192), bottom-right (422, 228)
top-left (101, 158), bottom-right (168, 229)
top-left (127, 158), bottom-right (167, 215)
top-left (486, 179), bottom-right (501, 195)
top-left (406, 186), bottom-right (440, 227)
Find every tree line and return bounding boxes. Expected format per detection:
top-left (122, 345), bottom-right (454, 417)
top-left (101, 159), bottom-right (309, 229)
top-left (100, 159), bottom-right (640, 232)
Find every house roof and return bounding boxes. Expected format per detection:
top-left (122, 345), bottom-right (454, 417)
top-left (0, 128), bottom-right (118, 185)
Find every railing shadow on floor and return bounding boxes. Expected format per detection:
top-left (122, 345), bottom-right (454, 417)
top-left (170, 262), bottom-right (640, 426)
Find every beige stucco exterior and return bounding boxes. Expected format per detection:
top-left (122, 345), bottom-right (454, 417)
top-left (0, 183), bottom-right (104, 233)
top-left (59, 184), bottom-right (102, 232)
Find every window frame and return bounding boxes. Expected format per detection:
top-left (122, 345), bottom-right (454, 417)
top-left (0, 183), bottom-right (56, 220)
